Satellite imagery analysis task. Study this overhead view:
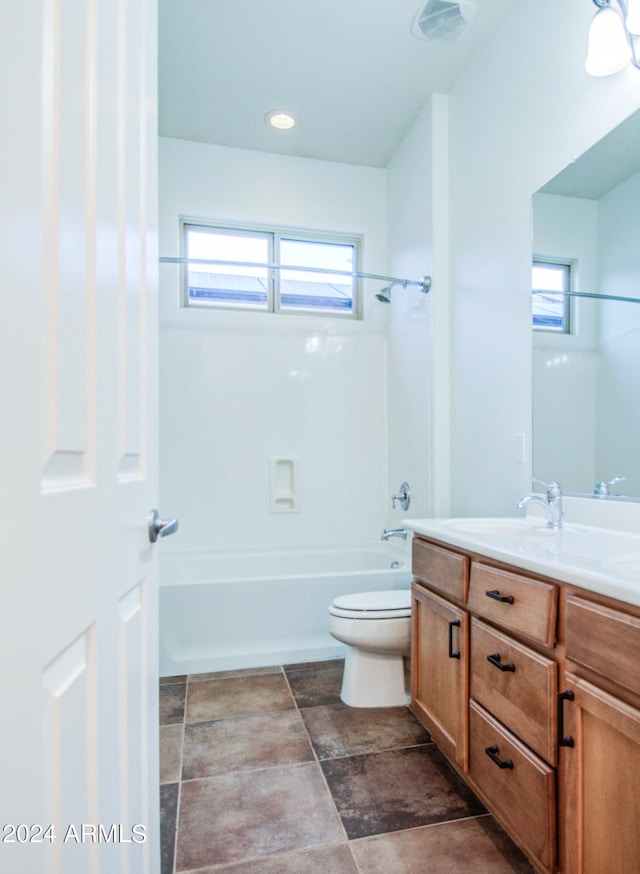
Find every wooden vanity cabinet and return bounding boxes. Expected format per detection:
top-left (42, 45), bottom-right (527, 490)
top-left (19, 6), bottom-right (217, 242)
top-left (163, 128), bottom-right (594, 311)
top-left (411, 532), bottom-right (640, 874)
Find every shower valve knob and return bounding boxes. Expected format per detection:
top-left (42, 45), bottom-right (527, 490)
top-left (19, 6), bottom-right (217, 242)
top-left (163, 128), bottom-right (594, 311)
top-left (391, 482), bottom-right (411, 511)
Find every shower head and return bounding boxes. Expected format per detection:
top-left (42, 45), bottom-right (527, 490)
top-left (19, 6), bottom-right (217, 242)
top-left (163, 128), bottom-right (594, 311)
top-left (375, 275), bottom-right (431, 303)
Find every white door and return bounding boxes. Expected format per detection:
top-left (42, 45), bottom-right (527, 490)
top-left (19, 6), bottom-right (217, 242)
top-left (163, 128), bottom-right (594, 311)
top-left (0, 0), bottom-right (162, 872)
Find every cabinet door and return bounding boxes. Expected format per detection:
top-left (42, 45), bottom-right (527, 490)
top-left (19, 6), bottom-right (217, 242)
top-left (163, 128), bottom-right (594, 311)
top-left (411, 582), bottom-right (469, 769)
top-left (560, 672), bottom-right (640, 874)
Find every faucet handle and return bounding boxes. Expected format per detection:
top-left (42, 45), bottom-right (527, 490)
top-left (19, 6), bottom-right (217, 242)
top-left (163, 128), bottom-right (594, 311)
top-left (532, 477), bottom-right (562, 499)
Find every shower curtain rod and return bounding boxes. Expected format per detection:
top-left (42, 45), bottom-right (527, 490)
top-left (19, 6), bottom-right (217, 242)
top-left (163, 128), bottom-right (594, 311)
top-left (534, 289), bottom-right (640, 305)
top-left (159, 256), bottom-right (431, 290)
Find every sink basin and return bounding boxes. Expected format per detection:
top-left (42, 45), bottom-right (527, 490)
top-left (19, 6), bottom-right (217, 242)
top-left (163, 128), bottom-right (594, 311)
top-left (444, 518), bottom-right (558, 537)
top-left (601, 553), bottom-right (640, 580)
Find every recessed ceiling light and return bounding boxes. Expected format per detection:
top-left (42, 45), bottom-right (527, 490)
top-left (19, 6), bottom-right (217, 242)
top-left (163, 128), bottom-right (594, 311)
top-left (265, 110), bottom-right (296, 130)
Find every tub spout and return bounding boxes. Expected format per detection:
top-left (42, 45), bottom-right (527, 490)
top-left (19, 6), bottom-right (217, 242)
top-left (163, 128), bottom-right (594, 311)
top-left (381, 528), bottom-right (408, 541)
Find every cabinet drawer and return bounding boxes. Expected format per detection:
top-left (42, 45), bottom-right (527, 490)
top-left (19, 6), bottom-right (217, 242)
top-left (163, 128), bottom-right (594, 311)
top-left (412, 537), bottom-right (469, 601)
top-left (471, 619), bottom-right (557, 764)
top-left (566, 595), bottom-right (640, 697)
top-left (469, 700), bottom-right (556, 874)
top-left (468, 562), bottom-right (557, 647)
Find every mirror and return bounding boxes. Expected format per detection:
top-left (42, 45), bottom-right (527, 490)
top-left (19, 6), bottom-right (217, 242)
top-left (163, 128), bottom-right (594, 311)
top-left (532, 109), bottom-right (640, 500)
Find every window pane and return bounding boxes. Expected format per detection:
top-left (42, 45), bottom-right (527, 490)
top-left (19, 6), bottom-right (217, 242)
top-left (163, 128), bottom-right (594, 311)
top-left (185, 227), bottom-right (270, 309)
top-left (532, 261), bottom-right (570, 332)
top-left (279, 238), bottom-right (355, 312)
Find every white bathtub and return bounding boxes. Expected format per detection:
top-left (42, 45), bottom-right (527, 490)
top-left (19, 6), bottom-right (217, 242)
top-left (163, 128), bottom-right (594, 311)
top-left (159, 543), bottom-right (412, 676)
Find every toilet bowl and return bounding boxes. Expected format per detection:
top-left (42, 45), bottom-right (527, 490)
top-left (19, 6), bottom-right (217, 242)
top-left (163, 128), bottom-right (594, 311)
top-left (328, 589), bottom-right (411, 708)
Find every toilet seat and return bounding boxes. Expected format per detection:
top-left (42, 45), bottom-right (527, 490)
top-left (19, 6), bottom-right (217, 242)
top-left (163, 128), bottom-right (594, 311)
top-left (329, 589), bottom-right (411, 620)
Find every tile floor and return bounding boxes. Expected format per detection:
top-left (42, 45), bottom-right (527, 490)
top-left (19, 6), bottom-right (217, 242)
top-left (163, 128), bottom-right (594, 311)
top-left (159, 660), bottom-right (536, 873)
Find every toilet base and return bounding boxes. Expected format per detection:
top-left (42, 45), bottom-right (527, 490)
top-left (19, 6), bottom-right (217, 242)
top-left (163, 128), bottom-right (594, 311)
top-left (340, 647), bottom-right (409, 708)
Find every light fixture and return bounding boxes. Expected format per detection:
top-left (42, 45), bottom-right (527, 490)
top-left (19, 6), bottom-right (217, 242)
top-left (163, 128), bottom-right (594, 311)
top-left (585, 0), bottom-right (640, 76)
top-left (265, 110), bottom-right (296, 130)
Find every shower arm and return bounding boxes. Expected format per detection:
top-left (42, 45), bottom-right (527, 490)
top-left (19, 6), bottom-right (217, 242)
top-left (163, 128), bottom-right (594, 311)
top-left (159, 256), bottom-right (432, 292)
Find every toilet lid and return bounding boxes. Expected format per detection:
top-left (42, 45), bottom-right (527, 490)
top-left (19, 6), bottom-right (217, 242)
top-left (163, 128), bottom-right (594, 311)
top-left (329, 589), bottom-right (411, 618)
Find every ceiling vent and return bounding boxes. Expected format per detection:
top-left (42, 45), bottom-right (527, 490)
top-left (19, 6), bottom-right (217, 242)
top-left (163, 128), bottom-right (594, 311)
top-left (411, 0), bottom-right (477, 42)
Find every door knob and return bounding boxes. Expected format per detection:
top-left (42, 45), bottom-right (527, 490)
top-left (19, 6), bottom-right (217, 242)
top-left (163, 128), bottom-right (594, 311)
top-left (148, 508), bottom-right (179, 543)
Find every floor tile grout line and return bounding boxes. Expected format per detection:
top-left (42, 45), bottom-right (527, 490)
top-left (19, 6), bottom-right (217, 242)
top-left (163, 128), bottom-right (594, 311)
top-left (311, 737), bottom-right (435, 764)
top-left (171, 740), bottom-right (183, 874)
top-left (176, 841), bottom-right (356, 874)
top-left (346, 811), bottom-right (497, 851)
top-left (181, 705), bottom-right (299, 728)
top-left (282, 666), bottom-right (354, 846)
top-left (174, 734), bottom-right (434, 787)
top-left (169, 676), bottom-right (190, 874)
top-left (178, 758), bottom-right (330, 786)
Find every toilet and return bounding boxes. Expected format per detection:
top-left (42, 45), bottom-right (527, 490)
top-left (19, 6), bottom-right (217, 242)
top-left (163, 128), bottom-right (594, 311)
top-left (328, 589), bottom-right (412, 708)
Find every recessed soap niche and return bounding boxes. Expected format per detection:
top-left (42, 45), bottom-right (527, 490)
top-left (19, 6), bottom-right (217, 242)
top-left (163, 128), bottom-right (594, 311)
top-left (270, 457), bottom-right (298, 513)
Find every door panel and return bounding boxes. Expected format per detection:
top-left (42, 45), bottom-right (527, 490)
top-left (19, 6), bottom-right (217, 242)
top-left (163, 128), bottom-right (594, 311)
top-left (0, 0), bottom-right (159, 872)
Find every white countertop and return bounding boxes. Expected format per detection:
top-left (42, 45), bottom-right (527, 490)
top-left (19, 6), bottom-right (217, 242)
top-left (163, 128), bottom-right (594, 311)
top-left (403, 510), bottom-right (640, 608)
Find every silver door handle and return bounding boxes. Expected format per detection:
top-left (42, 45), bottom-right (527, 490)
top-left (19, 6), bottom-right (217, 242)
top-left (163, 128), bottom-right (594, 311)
top-left (148, 508), bottom-right (179, 543)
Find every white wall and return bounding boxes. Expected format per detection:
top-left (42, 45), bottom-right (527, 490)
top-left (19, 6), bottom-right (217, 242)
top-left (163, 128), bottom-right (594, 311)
top-left (158, 138), bottom-right (392, 551)
top-left (387, 95), bottom-right (448, 519)
top-left (532, 193), bottom-right (599, 492)
top-left (447, 0), bottom-right (640, 515)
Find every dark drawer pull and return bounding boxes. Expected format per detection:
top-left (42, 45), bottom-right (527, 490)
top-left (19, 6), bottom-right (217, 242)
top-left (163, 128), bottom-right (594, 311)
top-left (487, 652), bottom-right (515, 672)
top-left (485, 744), bottom-right (513, 769)
top-left (485, 589), bottom-right (514, 604)
top-left (448, 619), bottom-right (461, 659)
top-left (558, 689), bottom-right (575, 748)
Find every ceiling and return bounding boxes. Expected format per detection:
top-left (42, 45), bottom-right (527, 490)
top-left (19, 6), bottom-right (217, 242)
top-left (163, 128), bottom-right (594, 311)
top-left (158, 0), bottom-right (510, 168)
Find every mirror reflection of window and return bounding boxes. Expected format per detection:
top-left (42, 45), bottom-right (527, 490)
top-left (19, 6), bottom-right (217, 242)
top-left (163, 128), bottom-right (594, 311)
top-left (532, 259), bottom-right (572, 333)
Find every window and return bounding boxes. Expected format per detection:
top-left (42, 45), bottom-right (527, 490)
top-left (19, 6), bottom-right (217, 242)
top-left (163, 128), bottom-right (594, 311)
top-left (181, 220), bottom-right (362, 318)
top-left (532, 258), bottom-right (573, 333)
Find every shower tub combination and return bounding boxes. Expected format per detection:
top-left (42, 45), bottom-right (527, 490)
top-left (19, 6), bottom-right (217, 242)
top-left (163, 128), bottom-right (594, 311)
top-left (159, 543), bottom-right (412, 677)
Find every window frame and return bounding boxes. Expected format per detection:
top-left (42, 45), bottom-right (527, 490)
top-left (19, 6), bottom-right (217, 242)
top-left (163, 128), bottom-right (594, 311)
top-left (532, 256), bottom-right (574, 334)
top-left (180, 218), bottom-right (363, 319)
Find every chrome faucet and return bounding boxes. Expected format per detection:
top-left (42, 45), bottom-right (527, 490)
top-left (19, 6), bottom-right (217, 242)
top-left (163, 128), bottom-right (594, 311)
top-left (381, 528), bottom-right (408, 541)
top-left (516, 481), bottom-right (564, 530)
